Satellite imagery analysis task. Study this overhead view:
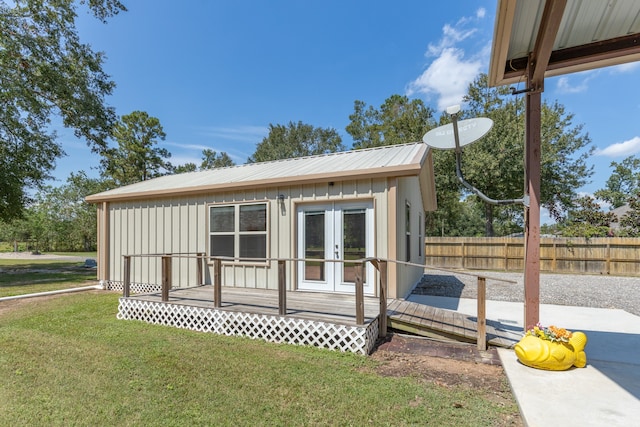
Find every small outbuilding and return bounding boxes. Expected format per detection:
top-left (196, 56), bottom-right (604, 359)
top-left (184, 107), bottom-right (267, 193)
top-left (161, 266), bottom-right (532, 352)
top-left (86, 142), bottom-right (436, 300)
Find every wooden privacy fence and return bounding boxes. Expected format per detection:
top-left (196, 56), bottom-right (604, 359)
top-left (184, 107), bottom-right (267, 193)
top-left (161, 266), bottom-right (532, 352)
top-left (425, 237), bottom-right (640, 275)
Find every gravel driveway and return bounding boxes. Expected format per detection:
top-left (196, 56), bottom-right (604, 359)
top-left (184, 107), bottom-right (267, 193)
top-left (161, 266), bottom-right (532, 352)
top-left (413, 270), bottom-right (640, 317)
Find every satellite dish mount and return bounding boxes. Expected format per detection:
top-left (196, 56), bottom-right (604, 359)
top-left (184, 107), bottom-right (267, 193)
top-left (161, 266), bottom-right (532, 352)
top-left (422, 105), bottom-right (526, 207)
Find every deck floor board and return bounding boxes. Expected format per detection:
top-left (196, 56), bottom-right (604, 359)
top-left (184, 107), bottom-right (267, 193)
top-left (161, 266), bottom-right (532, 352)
top-left (124, 286), bottom-right (521, 348)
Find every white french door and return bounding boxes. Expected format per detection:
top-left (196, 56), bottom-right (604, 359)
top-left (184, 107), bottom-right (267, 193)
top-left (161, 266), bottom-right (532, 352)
top-left (296, 202), bottom-right (374, 294)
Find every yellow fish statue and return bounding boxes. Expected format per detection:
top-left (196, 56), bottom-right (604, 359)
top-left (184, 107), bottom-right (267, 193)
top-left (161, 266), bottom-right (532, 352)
top-left (514, 331), bottom-right (588, 371)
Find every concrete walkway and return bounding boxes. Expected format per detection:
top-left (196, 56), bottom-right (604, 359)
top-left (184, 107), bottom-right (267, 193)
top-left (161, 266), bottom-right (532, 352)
top-left (408, 294), bottom-right (640, 426)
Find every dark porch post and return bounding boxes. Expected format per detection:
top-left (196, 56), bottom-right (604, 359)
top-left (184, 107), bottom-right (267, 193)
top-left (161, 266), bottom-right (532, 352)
top-left (278, 260), bottom-right (287, 316)
top-left (355, 262), bottom-right (365, 325)
top-left (196, 252), bottom-right (204, 286)
top-left (524, 59), bottom-right (542, 330)
top-left (213, 258), bottom-right (222, 308)
top-left (123, 255), bottom-right (131, 297)
top-left (161, 255), bottom-right (171, 302)
top-left (377, 260), bottom-right (388, 338)
top-left (476, 276), bottom-right (487, 350)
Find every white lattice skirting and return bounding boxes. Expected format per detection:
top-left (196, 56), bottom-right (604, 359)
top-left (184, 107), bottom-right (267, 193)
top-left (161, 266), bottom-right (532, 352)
top-left (102, 280), bottom-right (161, 294)
top-left (117, 298), bottom-right (379, 355)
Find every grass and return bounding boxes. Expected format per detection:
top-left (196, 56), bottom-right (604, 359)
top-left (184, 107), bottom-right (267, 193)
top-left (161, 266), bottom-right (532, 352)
top-left (0, 260), bottom-right (97, 297)
top-left (0, 292), bottom-right (517, 426)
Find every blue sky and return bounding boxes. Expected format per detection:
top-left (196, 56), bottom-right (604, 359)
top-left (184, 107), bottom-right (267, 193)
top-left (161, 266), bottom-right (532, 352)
top-left (54, 0), bottom-right (640, 212)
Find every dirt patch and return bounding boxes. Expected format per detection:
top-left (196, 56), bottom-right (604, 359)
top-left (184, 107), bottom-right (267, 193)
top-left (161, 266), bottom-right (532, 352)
top-left (368, 334), bottom-right (523, 426)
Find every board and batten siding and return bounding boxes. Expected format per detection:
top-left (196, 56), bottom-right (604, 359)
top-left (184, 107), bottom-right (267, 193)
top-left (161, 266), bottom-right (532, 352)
top-left (105, 178), bottom-right (392, 294)
top-left (108, 197), bottom-right (207, 288)
top-left (395, 175), bottom-right (427, 298)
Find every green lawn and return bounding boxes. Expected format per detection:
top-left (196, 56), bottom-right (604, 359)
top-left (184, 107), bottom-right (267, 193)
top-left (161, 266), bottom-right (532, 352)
top-left (0, 293), bottom-right (518, 426)
top-left (0, 260), bottom-right (97, 297)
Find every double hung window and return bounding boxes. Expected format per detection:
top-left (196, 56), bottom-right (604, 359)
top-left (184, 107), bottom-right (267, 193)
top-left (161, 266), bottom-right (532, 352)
top-left (209, 203), bottom-right (267, 261)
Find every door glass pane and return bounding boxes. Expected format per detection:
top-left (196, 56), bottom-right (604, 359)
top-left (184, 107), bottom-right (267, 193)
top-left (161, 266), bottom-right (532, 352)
top-left (343, 209), bottom-right (366, 283)
top-left (304, 211), bottom-right (325, 281)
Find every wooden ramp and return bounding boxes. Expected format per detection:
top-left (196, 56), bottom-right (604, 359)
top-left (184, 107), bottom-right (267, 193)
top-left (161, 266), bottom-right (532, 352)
top-left (387, 299), bottom-right (521, 348)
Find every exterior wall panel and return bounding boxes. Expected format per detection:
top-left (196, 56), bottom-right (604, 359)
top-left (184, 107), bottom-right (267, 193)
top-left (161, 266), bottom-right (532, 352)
top-left (105, 177), bottom-right (406, 296)
top-left (395, 176), bottom-right (427, 298)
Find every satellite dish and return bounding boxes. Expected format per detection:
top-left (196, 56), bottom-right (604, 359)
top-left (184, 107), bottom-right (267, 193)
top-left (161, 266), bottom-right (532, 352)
top-left (420, 107), bottom-right (524, 206)
top-left (422, 117), bottom-right (493, 150)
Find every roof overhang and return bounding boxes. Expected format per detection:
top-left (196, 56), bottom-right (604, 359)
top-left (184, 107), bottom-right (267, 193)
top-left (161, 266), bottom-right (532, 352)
top-left (489, 0), bottom-right (640, 88)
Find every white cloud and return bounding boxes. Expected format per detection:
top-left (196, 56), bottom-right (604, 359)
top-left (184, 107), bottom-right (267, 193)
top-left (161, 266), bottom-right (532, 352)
top-left (555, 71), bottom-right (599, 94)
top-left (407, 9), bottom-right (488, 112)
top-left (610, 62), bottom-right (640, 74)
top-left (199, 125), bottom-right (268, 143)
top-left (407, 48), bottom-right (482, 111)
top-left (596, 136), bottom-right (640, 157)
top-left (164, 141), bottom-right (211, 151)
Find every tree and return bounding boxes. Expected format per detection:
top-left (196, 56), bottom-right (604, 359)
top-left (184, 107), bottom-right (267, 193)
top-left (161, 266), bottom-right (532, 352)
top-left (619, 192), bottom-right (640, 237)
top-left (100, 111), bottom-right (170, 186)
top-left (595, 155), bottom-right (640, 209)
top-left (3, 172), bottom-right (110, 251)
top-left (344, 95), bottom-right (464, 237)
top-left (174, 149), bottom-right (235, 174)
top-left (447, 74), bottom-right (593, 236)
top-left (248, 121), bottom-right (344, 163)
top-left (460, 76), bottom-right (525, 236)
top-left (346, 95), bottom-right (436, 149)
top-left (0, 0), bottom-right (126, 221)
top-left (559, 195), bottom-right (615, 238)
top-left (201, 149), bottom-right (234, 169)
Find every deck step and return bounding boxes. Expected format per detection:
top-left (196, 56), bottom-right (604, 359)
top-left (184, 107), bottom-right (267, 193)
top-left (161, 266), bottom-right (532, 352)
top-left (386, 300), bottom-right (521, 348)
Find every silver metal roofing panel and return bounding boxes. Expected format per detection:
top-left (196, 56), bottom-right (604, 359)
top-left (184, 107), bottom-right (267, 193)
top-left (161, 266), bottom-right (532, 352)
top-left (87, 143), bottom-right (428, 202)
top-left (490, 0), bottom-right (640, 86)
top-left (509, 0), bottom-right (640, 58)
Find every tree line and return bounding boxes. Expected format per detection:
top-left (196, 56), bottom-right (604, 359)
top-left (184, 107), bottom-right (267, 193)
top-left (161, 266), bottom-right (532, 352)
top-left (1, 0), bottom-right (638, 252)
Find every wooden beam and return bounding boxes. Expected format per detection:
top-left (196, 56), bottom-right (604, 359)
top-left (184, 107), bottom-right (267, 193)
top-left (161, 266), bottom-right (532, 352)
top-left (524, 60), bottom-right (542, 330)
top-left (476, 276), bottom-right (487, 351)
top-left (503, 34), bottom-right (640, 84)
top-left (529, 0), bottom-right (568, 91)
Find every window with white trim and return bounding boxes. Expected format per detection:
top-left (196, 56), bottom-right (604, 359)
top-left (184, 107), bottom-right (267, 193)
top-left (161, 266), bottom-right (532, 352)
top-left (209, 203), bottom-right (267, 261)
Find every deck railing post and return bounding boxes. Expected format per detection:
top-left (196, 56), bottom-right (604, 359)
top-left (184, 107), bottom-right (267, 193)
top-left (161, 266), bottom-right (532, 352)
top-left (123, 255), bottom-right (131, 297)
top-left (196, 252), bottom-right (204, 286)
top-left (213, 258), bottom-right (222, 308)
top-left (161, 255), bottom-right (171, 302)
top-left (355, 262), bottom-right (365, 326)
top-left (477, 276), bottom-right (487, 350)
top-left (378, 260), bottom-right (388, 338)
top-left (278, 260), bottom-right (287, 316)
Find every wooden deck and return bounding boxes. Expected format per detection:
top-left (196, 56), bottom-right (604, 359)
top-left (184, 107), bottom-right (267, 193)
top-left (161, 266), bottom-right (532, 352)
top-left (117, 286), bottom-right (382, 354)
top-left (117, 285), bottom-right (520, 350)
top-left (125, 285), bottom-right (381, 326)
top-left (387, 299), bottom-right (521, 348)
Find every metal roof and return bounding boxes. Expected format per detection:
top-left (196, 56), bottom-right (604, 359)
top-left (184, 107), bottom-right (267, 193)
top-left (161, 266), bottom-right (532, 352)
top-left (489, 0), bottom-right (640, 87)
top-left (86, 143), bottom-right (430, 202)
